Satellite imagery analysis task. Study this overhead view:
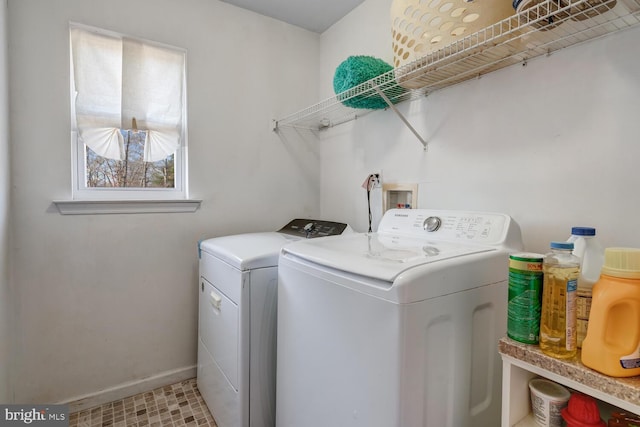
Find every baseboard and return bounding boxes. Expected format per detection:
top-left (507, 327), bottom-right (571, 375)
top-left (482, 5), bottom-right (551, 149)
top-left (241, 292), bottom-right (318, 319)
top-left (61, 365), bottom-right (197, 413)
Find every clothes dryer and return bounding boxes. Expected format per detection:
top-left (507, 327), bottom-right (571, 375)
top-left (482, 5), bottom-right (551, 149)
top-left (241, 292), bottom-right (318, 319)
top-left (276, 209), bottom-right (523, 427)
top-left (197, 219), bottom-right (349, 427)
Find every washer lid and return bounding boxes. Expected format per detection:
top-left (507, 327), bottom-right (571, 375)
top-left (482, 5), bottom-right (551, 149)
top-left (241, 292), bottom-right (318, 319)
top-left (281, 232), bottom-right (493, 282)
top-left (200, 232), bottom-right (300, 270)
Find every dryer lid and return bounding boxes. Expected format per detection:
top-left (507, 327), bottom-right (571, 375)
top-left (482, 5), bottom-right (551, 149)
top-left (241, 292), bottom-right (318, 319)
top-left (198, 219), bottom-right (350, 271)
top-left (200, 232), bottom-right (300, 270)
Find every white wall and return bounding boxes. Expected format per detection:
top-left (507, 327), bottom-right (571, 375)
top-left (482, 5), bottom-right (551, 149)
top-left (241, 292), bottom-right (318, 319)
top-left (8, 0), bottom-right (320, 404)
top-left (319, 0), bottom-right (640, 254)
top-left (0, 0), bottom-right (13, 404)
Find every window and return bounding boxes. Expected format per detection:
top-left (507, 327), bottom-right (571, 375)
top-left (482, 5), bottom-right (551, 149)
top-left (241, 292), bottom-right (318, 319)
top-left (69, 24), bottom-right (187, 201)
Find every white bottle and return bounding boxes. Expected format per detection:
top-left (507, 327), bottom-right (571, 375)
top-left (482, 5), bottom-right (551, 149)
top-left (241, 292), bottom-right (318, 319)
top-left (567, 227), bottom-right (605, 347)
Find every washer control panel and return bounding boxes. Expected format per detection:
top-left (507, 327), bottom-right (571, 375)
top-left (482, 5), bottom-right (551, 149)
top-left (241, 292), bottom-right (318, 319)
top-left (379, 209), bottom-right (510, 245)
top-left (278, 219), bottom-right (349, 239)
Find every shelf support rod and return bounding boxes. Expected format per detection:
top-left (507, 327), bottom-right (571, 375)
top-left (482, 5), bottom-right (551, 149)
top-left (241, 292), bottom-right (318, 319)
top-left (373, 87), bottom-right (428, 151)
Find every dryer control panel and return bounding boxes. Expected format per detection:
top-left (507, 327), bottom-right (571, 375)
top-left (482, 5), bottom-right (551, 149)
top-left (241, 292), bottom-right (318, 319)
top-left (278, 219), bottom-right (349, 239)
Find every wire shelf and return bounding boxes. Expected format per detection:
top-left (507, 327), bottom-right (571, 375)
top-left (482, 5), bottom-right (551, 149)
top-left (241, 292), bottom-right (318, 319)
top-left (274, 0), bottom-right (640, 131)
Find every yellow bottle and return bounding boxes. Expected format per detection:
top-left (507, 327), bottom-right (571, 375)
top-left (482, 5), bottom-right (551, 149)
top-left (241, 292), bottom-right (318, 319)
top-left (581, 247), bottom-right (640, 377)
top-left (540, 242), bottom-right (580, 360)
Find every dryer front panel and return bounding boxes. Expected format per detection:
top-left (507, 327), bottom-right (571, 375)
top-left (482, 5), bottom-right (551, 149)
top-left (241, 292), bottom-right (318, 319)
top-left (199, 276), bottom-right (239, 391)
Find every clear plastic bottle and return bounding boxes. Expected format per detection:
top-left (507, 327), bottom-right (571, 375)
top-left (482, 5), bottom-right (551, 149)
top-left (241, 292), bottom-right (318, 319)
top-left (566, 227), bottom-right (605, 347)
top-left (540, 241), bottom-right (580, 360)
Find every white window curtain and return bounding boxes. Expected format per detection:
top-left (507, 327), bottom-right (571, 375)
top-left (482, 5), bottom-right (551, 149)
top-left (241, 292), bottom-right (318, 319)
top-left (70, 26), bottom-right (185, 162)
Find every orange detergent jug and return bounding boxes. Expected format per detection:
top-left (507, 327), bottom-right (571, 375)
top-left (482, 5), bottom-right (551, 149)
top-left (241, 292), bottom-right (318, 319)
top-left (581, 248), bottom-right (640, 377)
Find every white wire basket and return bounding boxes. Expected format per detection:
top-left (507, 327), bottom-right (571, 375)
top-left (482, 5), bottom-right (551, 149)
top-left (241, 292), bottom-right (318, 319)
top-left (391, 0), bottom-right (515, 87)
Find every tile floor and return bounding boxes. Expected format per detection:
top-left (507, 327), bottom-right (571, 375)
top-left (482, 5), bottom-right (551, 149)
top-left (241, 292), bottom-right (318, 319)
top-left (69, 378), bottom-right (217, 427)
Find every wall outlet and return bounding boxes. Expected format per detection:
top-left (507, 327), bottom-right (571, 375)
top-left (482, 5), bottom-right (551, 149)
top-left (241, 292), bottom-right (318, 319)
top-left (371, 172), bottom-right (382, 188)
top-left (362, 173), bottom-right (382, 190)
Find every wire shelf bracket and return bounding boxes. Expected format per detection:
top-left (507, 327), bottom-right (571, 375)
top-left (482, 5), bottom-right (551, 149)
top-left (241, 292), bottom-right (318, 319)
top-left (373, 87), bottom-right (428, 150)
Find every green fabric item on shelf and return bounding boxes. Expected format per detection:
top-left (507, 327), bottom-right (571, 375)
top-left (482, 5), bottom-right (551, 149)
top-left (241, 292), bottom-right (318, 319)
top-left (333, 55), bottom-right (397, 110)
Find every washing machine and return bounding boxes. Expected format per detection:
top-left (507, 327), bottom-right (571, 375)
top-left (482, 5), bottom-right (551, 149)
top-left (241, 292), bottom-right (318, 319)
top-left (197, 219), bottom-right (350, 427)
top-left (276, 209), bottom-right (523, 427)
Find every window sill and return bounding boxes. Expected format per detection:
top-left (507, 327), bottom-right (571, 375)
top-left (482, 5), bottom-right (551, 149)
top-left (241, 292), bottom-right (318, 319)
top-left (53, 199), bottom-right (202, 215)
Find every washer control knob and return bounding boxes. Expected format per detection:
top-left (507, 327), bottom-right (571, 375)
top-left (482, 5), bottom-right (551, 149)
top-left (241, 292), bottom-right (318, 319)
top-left (423, 216), bottom-right (442, 232)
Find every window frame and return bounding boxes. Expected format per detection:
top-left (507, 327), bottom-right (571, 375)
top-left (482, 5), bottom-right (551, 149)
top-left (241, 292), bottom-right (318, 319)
top-left (69, 23), bottom-right (189, 202)
top-left (71, 130), bottom-right (188, 201)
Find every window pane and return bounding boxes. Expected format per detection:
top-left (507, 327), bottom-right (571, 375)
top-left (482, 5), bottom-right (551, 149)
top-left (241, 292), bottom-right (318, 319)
top-left (86, 130), bottom-right (175, 188)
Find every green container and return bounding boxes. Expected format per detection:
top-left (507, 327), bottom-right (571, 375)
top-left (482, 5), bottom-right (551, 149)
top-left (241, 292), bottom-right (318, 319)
top-left (508, 253), bottom-right (544, 344)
